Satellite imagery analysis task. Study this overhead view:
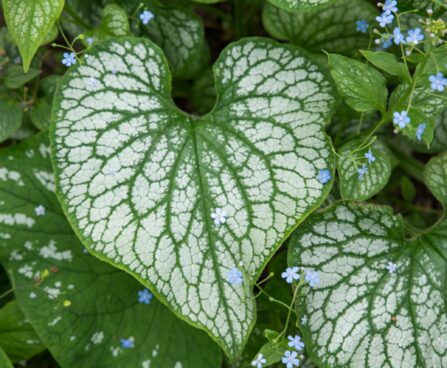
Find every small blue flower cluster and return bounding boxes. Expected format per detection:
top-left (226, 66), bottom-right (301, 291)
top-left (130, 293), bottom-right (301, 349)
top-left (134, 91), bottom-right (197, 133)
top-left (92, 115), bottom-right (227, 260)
top-left (356, 148), bottom-right (376, 180)
top-left (281, 266), bottom-right (319, 288)
top-left (393, 111), bottom-right (426, 141)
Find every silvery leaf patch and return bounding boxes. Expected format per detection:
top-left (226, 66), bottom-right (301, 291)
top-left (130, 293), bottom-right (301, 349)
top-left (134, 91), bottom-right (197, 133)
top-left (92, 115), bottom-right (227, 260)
top-left (288, 152), bottom-right (447, 368)
top-left (1, 134), bottom-right (222, 368)
top-left (266, 0), bottom-right (335, 12)
top-left (50, 36), bottom-right (336, 357)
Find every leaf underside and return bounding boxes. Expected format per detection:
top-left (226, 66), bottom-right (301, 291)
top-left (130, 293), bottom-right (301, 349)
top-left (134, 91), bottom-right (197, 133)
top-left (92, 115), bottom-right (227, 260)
top-left (1, 134), bottom-right (222, 368)
top-left (289, 153), bottom-right (447, 367)
top-left (50, 36), bottom-right (336, 357)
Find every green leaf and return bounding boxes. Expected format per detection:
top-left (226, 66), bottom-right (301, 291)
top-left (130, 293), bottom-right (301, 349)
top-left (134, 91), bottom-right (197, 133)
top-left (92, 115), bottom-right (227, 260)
top-left (263, 0), bottom-right (378, 56)
top-left (191, 68), bottom-right (216, 115)
top-left (328, 53), bottom-right (388, 113)
top-left (400, 176), bottom-right (416, 202)
top-left (0, 301), bottom-right (45, 363)
top-left (0, 348), bottom-right (13, 368)
top-left (2, 0), bottom-right (64, 72)
top-left (252, 337), bottom-right (290, 366)
top-left (337, 139), bottom-right (392, 200)
top-left (411, 109), bottom-right (447, 153)
top-left (50, 37), bottom-right (336, 358)
top-left (289, 154), bottom-right (447, 367)
top-left (3, 65), bottom-right (41, 89)
top-left (0, 99), bottom-right (22, 142)
top-left (141, 5), bottom-right (210, 79)
top-left (1, 134), bottom-right (222, 368)
top-left (84, 4), bottom-right (130, 42)
top-left (266, 0), bottom-right (335, 12)
top-left (29, 99), bottom-right (51, 131)
top-left (360, 50), bottom-right (411, 82)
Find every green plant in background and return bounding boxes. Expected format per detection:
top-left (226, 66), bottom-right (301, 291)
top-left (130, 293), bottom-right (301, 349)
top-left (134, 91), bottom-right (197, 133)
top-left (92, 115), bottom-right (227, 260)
top-left (0, 0), bottom-right (447, 367)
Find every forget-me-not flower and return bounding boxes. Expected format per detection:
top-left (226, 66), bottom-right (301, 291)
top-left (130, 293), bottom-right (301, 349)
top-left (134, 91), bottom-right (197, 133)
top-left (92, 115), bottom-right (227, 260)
top-left (62, 52), bottom-right (76, 67)
top-left (317, 169), bottom-right (331, 184)
top-left (140, 10), bottom-right (154, 25)
top-left (251, 353), bottom-right (267, 368)
top-left (281, 266), bottom-right (300, 284)
top-left (211, 208), bottom-right (227, 226)
top-left (120, 337), bottom-right (134, 349)
top-left (86, 37), bottom-right (94, 45)
top-left (356, 20), bottom-right (369, 33)
top-left (282, 351), bottom-right (300, 368)
top-left (429, 73), bottom-right (447, 92)
top-left (416, 123), bottom-right (426, 141)
top-left (227, 267), bottom-right (243, 285)
top-left (381, 37), bottom-right (393, 49)
top-left (364, 149), bottom-right (375, 164)
top-left (376, 12), bottom-right (394, 27)
top-left (393, 111), bottom-right (410, 128)
top-left (305, 270), bottom-right (319, 288)
top-left (288, 335), bottom-right (305, 351)
top-left (138, 289), bottom-right (153, 305)
top-left (35, 205), bottom-right (45, 216)
top-left (393, 27), bottom-right (406, 45)
top-left (387, 262), bottom-right (397, 273)
top-left (383, 0), bottom-right (398, 14)
top-left (406, 28), bottom-right (424, 44)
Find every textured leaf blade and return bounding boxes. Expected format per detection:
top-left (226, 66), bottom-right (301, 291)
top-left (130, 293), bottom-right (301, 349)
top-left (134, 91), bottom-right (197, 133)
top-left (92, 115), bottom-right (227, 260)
top-left (266, 0), bottom-right (335, 12)
top-left (3, 0), bottom-right (64, 72)
top-left (337, 139), bottom-right (392, 200)
top-left (50, 37), bottom-right (336, 357)
top-left (263, 0), bottom-right (378, 56)
top-left (0, 301), bottom-right (45, 363)
top-left (1, 134), bottom-right (222, 368)
top-left (289, 154), bottom-right (447, 367)
top-left (360, 50), bottom-right (411, 82)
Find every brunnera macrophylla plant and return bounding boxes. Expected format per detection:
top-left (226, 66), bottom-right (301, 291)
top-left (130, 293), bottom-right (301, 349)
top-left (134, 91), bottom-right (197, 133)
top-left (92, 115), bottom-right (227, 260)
top-left (0, 0), bottom-right (447, 367)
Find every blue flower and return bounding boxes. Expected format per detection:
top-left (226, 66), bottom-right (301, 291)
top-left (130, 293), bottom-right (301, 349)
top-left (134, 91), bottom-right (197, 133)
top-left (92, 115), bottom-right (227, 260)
top-left (387, 262), bottom-right (397, 274)
top-left (227, 267), bottom-right (243, 285)
top-left (120, 337), bottom-right (134, 349)
top-left (138, 289), bottom-right (153, 305)
top-left (381, 37), bottom-right (393, 49)
top-left (393, 111), bottom-right (410, 128)
top-left (356, 20), bottom-right (369, 33)
top-left (364, 149), bottom-right (375, 164)
top-left (139, 10), bottom-right (154, 25)
top-left (317, 169), bottom-right (331, 184)
top-left (393, 27), bottom-right (406, 45)
top-left (383, 0), bottom-right (398, 14)
top-left (288, 335), bottom-right (305, 350)
top-left (305, 270), bottom-right (320, 288)
top-left (358, 164), bottom-right (368, 180)
top-left (281, 266), bottom-right (300, 284)
top-left (376, 12), bottom-right (394, 27)
top-left (86, 37), bottom-right (94, 45)
top-left (251, 353), bottom-right (267, 368)
top-left (406, 28), bottom-right (424, 44)
top-left (429, 73), bottom-right (447, 92)
top-left (416, 123), bottom-right (426, 141)
top-left (62, 52), bottom-right (76, 67)
top-left (282, 351), bottom-right (300, 368)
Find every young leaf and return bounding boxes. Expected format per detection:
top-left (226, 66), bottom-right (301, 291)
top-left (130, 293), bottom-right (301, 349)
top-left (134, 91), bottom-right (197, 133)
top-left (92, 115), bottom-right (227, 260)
top-left (50, 37), bottom-right (336, 357)
top-left (360, 50), bottom-right (411, 82)
top-left (1, 134), bottom-right (222, 368)
top-left (0, 100), bottom-right (22, 142)
top-left (328, 53), bottom-right (388, 113)
top-left (263, 0), bottom-right (378, 56)
top-left (2, 0), bottom-right (64, 72)
top-left (3, 65), bottom-right (41, 89)
top-left (337, 139), bottom-right (392, 201)
top-left (141, 5), bottom-right (210, 79)
top-left (289, 153), bottom-right (447, 367)
top-left (0, 301), bottom-right (45, 363)
top-left (266, 0), bottom-right (335, 12)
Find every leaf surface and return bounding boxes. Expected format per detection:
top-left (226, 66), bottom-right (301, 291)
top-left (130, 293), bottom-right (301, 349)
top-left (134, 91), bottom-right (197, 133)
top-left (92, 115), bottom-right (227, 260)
top-left (1, 134), bottom-right (222, 368)
top-left (266, 0), bottom-right (335, 12)
top-left (3, 0), bottom-right (64, 72)
top-left (50, 37), bottom-right (336, 357)
top-left (0, 100), bottom-right (22, 142)
top-left (289, 152), bottom-right (447, 368)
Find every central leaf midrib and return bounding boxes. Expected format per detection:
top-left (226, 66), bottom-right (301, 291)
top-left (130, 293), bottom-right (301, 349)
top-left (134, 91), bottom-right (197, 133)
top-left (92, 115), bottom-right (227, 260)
top-left (190, 123), bottom-right (237, 354)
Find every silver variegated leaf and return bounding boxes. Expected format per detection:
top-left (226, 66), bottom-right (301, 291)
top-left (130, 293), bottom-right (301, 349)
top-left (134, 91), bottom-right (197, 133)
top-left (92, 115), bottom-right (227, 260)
top-left (50, 37), bottom-right (336, 357)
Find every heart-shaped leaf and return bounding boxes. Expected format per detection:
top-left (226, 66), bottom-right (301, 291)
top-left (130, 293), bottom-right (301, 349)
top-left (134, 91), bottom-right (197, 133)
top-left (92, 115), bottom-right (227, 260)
top-left (1, 134), bottom-right (222, 368)
top-left (50, 37), bottom-right (336, 357)
top-left (337, 139), bottom-right (392, 201)
top-left (263, 0), bottom-right (378, 57)
top-left (266, 0), bottom-right (335, 12)
top-left (288, 152), bottom-right (447, 368)
top-left (3, 0), bottom-right (64, 72)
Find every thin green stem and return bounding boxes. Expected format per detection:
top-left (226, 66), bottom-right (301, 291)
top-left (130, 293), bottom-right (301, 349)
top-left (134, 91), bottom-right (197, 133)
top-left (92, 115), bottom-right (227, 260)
top-left (254, 283), bottom-right (294, 312)
top-left (274, 283), bottom-right (300, 342)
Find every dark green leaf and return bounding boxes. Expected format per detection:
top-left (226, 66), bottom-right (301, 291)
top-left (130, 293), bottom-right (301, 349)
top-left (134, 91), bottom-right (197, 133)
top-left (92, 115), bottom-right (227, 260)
top-left (360, 50), bottom-right (411, 82)
top-left (0, 99), bottom-right (22, 142)
top-left (3, 65), bottom-right (40, 89)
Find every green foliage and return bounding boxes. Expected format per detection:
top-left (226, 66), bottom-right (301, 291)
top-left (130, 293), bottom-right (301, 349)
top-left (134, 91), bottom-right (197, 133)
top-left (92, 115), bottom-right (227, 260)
top-left (0, 100), bottom-right (22, 142)
top-left (360, 50), bottom-right (411, 82)
top-left (328, 53), bottom-right (388, 113)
